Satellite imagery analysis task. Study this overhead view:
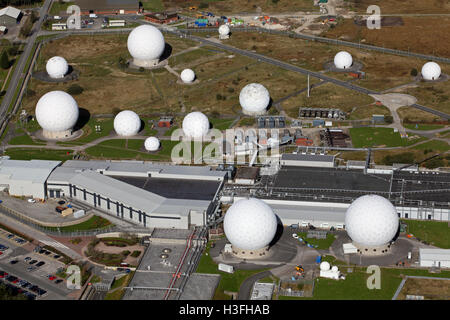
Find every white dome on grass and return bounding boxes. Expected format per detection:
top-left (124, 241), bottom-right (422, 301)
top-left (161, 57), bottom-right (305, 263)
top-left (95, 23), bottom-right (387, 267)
top-left (421, 62), bottom-right (441, 80)
top-left (182, 111), bottom-right (209, 139)
top-left (345, 195), bottom-right (399, 247)
top-left (219, 24), bottom-right (230, 36)
top-left (35, 91), bottom-right (79, 133)
top-left (320, 261), bottom-right (331, 271)
top-left (144, 136), bottom-right (160, 151)
top-left (239, 83), bottom-right (270, 115)
top-left (334, 51), bottom-right (353, 69)
top-left (127, 25), bottom-right (165, 62)
top-left (46, 56), bottom-right (69, 79)
top-left (223, 198), bottom-right (278, 251)
top-left (180, 68), bottom-right (195, 83)
top-left (113, 110), bottom-right (141, 136)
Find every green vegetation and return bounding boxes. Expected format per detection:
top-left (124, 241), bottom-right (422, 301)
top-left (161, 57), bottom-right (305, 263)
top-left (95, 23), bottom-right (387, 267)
top-left (297, 232), bottom-right (336, 250)
top-left (210, 117), bottom-right (235, 131)
top-left (7, 133), bottom-right (45, 145)
top-left (350, 127), bottom-right (425, 148)
top-left (100, 236), bottom-right (139, 247)
top-left (50, 0), bottom-right (74, 16)
top-left (130, 250), bottom-right (141, 258)
top-left (403, 219), bottom-right (450, 248)
top-left (0, 51), bottom-right (10, 69)
top-left (5, 148), bottom-right (73, 161)
top-left (0, 223), bottom-right (34, 242)
top-left (85, 239), bottom-right (130, 266)
top-left (141, 0), bottom-right (164, 11)
top-left (0, 283), bottom-right (27, 300)
top-left (403, 124), bottom-right (446, 131)
top-left (45, 215), bottom-right (112, 232)
top-left (412, 140), bottom-right (449, 153)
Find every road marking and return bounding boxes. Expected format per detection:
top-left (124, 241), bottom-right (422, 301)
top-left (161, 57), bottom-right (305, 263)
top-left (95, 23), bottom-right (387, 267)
top-left (39, 240), bottom-right (69, 250)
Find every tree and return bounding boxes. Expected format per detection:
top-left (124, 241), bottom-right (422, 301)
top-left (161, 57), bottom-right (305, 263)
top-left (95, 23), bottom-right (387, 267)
top-left (410, 68), bottom-right (418, 77)
top-left (0, 51), bottom-right (10, 69)
top-left (66, 84), bottom-right (84, 95)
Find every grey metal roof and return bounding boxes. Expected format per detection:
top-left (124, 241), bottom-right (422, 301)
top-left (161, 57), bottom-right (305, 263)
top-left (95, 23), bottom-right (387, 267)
top-left (281, 153), bottom-right (335, 162)
top-left (268, 202), bottom-right (347, 223)
top-left (0, 7), bottom-right (21, 19)
top-left (0, 159), bottom-right (61, 184)
top-left (420, 248), bottom-right (450, 261)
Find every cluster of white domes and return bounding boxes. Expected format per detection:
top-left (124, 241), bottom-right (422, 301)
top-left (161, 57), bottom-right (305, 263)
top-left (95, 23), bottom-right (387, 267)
top-left (180, 68), bottom-right (195, 83)
top-left (334, 51), bottom-right (353, 69)
top-left (320, 261), bottom-right (331, 271)
top-left (421, 62), bottom-right (441, 80)
top-left (144, 136), bottom-right (160, 151)
top-left (46, 56), bottom-right (69, 79)
top-left (113, 110), bottom-right (141, 136)
top-left (127, 25), bottom-right (165, 66)
top-left (35, 91), bottom-right (79, 133)
top-left (182, 111), bottom-right (210, 139)
top-left (239, 83), bottom-right (270, 115)
top-left (345, 195), bottom-right (399, 247)
top-left (223, 198), bottom-right (278, 251)
top-left (218, 24), bottom-right (230, 36)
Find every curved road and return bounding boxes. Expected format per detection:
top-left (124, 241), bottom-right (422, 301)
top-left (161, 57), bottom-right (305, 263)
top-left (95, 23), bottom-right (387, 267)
top-left (237, 270), bottom-right (272, 300)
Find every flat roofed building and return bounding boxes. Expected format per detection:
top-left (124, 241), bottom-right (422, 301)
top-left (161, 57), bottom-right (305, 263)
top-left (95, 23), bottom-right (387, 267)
top-left (74, 0), bottom-right (140, 14)
top-left (281, 153), bottom-right (335, 168)
top-left (419, 248), bottom-right (450, 268)
top-left (144, 11), bottom-right (178, 24)
top-left (234, 167), bottom-right (259, 185)
top-left (0, 159), bottom-right (61, 199)
top-left (0, 6), bottom-right (22, 26)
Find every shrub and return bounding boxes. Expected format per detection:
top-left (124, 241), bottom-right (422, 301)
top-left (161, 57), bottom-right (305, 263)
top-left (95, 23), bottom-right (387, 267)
top-left (410, 68), bottom-right (418, 77)
top-left (0, 51), bottom-right (10, 69)
top-left (122, 250), bottom-right (131, 257)
top-left (66, 84), bottom-right (84, 95)
top-left (130, 250), bottom-right (141, 258)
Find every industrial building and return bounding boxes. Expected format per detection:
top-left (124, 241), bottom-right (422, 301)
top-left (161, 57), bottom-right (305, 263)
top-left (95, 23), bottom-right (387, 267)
top-left (74, 0), bottom-right (141, 15)
top-left (280, 153), bottom-right (335, 168)
top-left (0, 6), bottom-right (22, 26)
top-left (144, 12), bottom-right (178, 24)
top-left (419, 249), bottom-right (450, 268)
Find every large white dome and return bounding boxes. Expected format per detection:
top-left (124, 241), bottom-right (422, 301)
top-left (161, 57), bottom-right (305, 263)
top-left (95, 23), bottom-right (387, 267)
top-left (46, 56), bottom-right (69, 79)
top-left (223, 198), bottom-right (278, 250)
top-left (421, 62), bottom-right (441, 80)
top-left (334, 51), bottom-right (353, 69)
top-left (182, 111), bottom-right (209, 139)
top-left (219, 24), bottom-right (230, 36)
top-left (320, 261), bottom-right (331, 271)
top-left (345, 195), bottom-right (399, 247)
top-left (127, 25), bottom-right (165, 61)
top-left (239, 83), bottom-right (270, 115)
top-left (35, 91), bottom-right (79, 132)
top-left (113, 110), bottom-right (141, 136)
top-left (180, 68), bottom-right (195, 83)
top-left (144, 136), bottom-right (160, 151)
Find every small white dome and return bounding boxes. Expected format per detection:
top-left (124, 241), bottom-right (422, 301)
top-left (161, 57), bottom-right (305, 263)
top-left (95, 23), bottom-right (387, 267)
top-left (345, 195), bottom-right (399, 247)
top-left (180, 69), bottom-right (195, 83)
top-left (224, 198), bottom-right (278, 250)
top-left (334, 51), bottom-right (353, 69)
top-left (239, 83), bottom-right (270, 115)
top-left (331, 266), bottom-right (339, 272)
top-left (113, 110), bottom-right (141, 136)
top-left (320, 261), bottom-right (331, 271)
top-left (219, 24), bottom-right (230, 35)
top-left (46, 56), bottom-right (69, 79)
top-left (421, 62), bottom-right (441, 80)
top-left (35, 91), bottom-right (79, 132)
top-left (127, 25), bottom-right (165, 61)
top-left (144, 136), bottom-right (160, 151)
top-left (182, 111), bottom-right (209, 139)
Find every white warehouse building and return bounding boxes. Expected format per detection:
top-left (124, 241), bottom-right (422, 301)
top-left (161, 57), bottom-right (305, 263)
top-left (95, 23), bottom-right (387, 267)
top-left (419, 249), bottom-right (450, 268)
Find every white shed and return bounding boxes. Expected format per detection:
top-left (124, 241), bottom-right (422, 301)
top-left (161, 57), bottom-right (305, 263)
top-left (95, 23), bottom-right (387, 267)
top-left (419, 248), bottom-right (450, 268)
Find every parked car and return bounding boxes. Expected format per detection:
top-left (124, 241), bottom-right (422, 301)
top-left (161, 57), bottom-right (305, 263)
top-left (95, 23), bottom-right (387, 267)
top-left (55, 279), bottom-right (63, 284)
top-left (27, 199), bottom-right (36, 203)
top-left (35, 261), bottom-right (45, 267)
top-left (27, 266), bottom-right (35, 272)
top-left (10, 260), bottom-right (18, 264)
top-left (7, 234), bottom-right (14, 239)
top-left (47, 275), bottom-right (56, 281)
top-left (28, 260), bottom-right (37, 265)
top-left (24, 257), bottom-right (32, 262)
top-left (292, 233), bottom-right (299, 239)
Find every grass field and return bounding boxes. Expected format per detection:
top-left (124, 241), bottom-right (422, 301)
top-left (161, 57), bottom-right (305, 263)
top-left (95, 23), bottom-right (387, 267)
top-left (297, 232), bottom-right (336, 250)
top-left (403, 219), bottom-right (450, 248)
top-left (349, 127), bottom-right (426, 148)
top-left (5, 148), bottom-right (74, 161)
top-left (44, 215), bottom-right (112, 232)
top-left (411, 140), bottom-right (449, 153)
top-left (403, 124), bottom-right (446, 131)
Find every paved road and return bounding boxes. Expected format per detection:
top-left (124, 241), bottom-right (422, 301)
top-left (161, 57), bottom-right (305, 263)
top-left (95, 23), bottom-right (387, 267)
top-left (0, 0), bottom-right (53, 124)
top-left (237, 270), bottom-right (272, 300)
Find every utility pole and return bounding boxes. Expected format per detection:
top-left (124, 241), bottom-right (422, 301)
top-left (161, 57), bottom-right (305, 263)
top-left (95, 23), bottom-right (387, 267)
top-left (307, 74), bottom-right (310, 98)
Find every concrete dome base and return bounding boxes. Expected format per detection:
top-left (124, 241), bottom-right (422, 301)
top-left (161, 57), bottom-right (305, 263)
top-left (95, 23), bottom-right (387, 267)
top-left (242, 109), bottom-right (267, 116)
top-left (219, 34), bottom-right (230, 40)
top-left (231, 245), bottom-right (270, 259)
top-left (353, 242), bottom-right (393, 256)
top-left (43, 129), bottom-right (74, 140)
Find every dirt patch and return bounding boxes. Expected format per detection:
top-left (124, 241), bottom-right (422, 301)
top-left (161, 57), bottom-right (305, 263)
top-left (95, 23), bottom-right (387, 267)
top-left (354, 16), bottom-right (404, 27)
top-left (397, 278), bottom-right (450, 300)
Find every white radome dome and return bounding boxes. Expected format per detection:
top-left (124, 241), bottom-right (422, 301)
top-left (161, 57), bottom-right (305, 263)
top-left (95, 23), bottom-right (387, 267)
top-left (144, 137), bottom-right (160, 151)
top-left (331, 266), bottom-right (339, 272)
top-left (239, 83), bottom-right (270, 114)
top-left (127, 25), bottom-right (165, 61)
top-left (113, 110), bottom-right (141, 136)
top-left (35, 91), bottom-right (79, 132)
top-left (182, 111), bottom-right (209, 139)
top-left (180, 69), bottom-right (195, 83)
top-left (219, 24), bottom-right (230, 36)
top-left (46, 56), bottom-right (69, 79)
top-left (334, 51), bottom-right (353, 69)
top-left (345, 195), bottom-right (399, 247)
top-left (320, 261), bottom-right (331, 271)
top-left (223, 198), bottom-right (278, 251)
top-left (421, 62), bottom-right (441, 80)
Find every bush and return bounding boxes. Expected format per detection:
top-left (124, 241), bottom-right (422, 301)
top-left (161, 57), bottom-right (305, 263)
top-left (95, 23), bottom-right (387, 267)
top-left (121, 250), bottom-right (131, 257)
top-left (139, 67), bottom-right (145, 72)
top-left (130, 250), bottom-right (141, 258)
top-left (66, 84), bottom-right (84, 95)
top-left (199, 2), bottom-right (209, 9)
top-left (424, 157), bottom-right (444, 169)
top-left (7, 46), bottom-right (18, 57)
top-left (382, 152), bottom-right (415, 165)
top-left (410, 68), bottom-right (418, 77)
top-left (0, 51), bottom-right (10, 69)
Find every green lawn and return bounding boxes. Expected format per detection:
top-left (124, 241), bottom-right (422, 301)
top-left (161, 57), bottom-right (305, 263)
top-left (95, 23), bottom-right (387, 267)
top-left (5, 148), bottom-right (74, 161)
top-left (350, 127), bottom-right (426, 148)
top-left (412, 140), bottom-right (449, 153)
top-left (210, 117), bottom-right (235, 131)
top-left (7, 134), bottom-right (45, 146)
top-left (44, 215), bottom-right (112, 232)
top-left (403, 219), bottom-right (450, 248)
top-left (49, 1), bottom-right (74, 16)
top-left (297, 232), bottom-right (336, 250)
top-left (403, 124), bottom-right (446, 131)
top-left (141, 0), bottom-right (164, 11)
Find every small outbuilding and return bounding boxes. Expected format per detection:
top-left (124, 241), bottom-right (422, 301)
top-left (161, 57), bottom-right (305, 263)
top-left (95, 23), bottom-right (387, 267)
top-left (419, 248), bottom-right (450, 268)
top-left (0, 6), bottom-right (22, 26)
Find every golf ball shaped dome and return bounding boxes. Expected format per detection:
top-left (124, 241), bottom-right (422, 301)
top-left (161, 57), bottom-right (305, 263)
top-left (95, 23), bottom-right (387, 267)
top-left (182, 112), bottom-right (209, 139)
top-left (35, 91), bottom-right (79, 132)
top-left (320, 261), bottom-right (331, 271)
top-left (180, 69), bottom-right (195, 83)
top-left (218, 24), bottom-right (230, 36)
top-left (345, 195), bottom-right (399, 247)
top-left (223, 198), bottom-right (278, 251)
top-left (46, 56), bottom-right (69, 79)
top-left (127, 25), bottom-right (165, 61)
top-left (114, 110), bottom-right (141, 136)
top-left (144, 137), bottom-right (160, 151)
top-left (239, 83), bottom-right (270, 115)
top-left (421, 62), bottom-right (441, 80)
top-left (334, 51), bottom-right (353, 69)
